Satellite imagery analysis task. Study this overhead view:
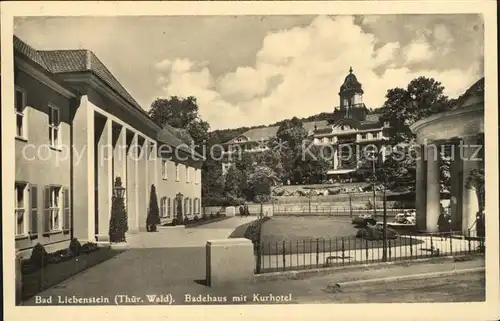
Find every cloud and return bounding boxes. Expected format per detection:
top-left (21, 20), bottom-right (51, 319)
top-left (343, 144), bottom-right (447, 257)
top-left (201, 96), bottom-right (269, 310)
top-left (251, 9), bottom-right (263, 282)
top-left (154, 15), bottom-right (483, 130)
top-left (403, 36), bottom-right (435, 63)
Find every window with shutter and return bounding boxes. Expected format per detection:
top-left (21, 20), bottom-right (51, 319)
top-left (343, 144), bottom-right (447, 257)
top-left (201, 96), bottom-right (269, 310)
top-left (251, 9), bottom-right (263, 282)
top-left (167, 198), bottom-right (171, 218)
top-left (15, 182), bottom-right (27, 236)
top-left (30, 184), bottom-right (38, 235)
top-left (63, 187), bottom-right (70, 231)
top-left (43, 186), bottom-right (50, 233)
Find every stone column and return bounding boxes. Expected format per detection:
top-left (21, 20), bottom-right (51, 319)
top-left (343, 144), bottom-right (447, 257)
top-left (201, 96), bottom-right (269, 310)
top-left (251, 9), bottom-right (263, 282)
top-left (96, 117), bottom-right (113, 241)
top-left (137, 138), bottom-right (147, 232)
top-left (72, 96), bottom-right (95, 242)
top-left (461, 136), bottom-right (480, 235)
top-left (425, 144), bottom-right (441, 232)
top-left (449, 143), bottom-right (463, 231)
top-left (113, 126), bottom-right (127, 190)
top-left (415, 144), bottom-right (427, 231)
top-left (127, 132), bottom-right (139, 233)
top-left (333, 146), bottom-right (339, 170)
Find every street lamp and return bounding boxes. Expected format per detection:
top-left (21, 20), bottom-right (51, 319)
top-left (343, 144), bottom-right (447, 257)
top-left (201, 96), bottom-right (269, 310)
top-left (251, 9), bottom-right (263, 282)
top-left (113, 177), bottom-right (126, 198)
top-left (371, 154), bottom-right (377, 218)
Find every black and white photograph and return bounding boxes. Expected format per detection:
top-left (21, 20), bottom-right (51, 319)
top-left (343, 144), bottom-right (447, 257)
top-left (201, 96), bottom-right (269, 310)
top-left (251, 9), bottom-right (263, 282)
top-left (1, 1), bottom-right (498, 321)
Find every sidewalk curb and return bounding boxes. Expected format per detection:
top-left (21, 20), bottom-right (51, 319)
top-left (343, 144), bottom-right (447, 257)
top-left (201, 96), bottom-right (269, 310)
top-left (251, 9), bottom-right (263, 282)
top-left (251, 255), bottom-right (484, 283)
top-left (334, 266), bottom-right (485, 288)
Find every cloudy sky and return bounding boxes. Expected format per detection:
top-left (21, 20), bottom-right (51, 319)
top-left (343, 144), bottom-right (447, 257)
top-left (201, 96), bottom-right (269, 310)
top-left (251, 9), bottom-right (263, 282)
top-left (14, 15), bottom-right (484, 130)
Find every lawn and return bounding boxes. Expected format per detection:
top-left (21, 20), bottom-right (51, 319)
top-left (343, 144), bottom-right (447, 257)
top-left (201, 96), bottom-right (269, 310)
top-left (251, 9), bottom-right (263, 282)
top-left (258, 216), bottom-right (423, 255)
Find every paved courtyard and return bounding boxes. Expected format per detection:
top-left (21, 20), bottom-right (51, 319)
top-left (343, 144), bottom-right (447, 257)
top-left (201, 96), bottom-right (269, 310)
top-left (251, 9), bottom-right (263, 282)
top-left (22, 216), bottom-right (485, 305)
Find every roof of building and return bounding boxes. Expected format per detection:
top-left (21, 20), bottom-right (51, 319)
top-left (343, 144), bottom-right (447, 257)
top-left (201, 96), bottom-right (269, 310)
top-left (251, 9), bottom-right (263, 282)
top-left (226, 120), bottom-right (329, 144)
top-left (453, 77), bottom-right (484, 110)
top-left (14, 35), bottom-right (144, 115)
top-left (339, 67), bottom-right (363, 95)
top-left (14, 36), bottom-right (202, 158)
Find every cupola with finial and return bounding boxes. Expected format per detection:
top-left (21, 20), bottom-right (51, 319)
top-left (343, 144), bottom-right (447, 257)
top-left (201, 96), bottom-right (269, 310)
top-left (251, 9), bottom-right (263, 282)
top-left (339, 66), bottom-right (364, 115)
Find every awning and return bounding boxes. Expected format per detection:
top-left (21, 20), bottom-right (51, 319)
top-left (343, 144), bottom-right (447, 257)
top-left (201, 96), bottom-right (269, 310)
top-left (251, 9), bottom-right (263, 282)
top-left (327, 169), bottom-right (356, 175)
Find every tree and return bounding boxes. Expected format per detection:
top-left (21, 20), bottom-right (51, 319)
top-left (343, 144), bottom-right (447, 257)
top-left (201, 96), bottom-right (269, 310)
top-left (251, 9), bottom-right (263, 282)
top-left (293, 142), bottom-right (330, 184)
top-left (379, 77), bottom-right (454, 191)
top-left (148, 96), bottom-right (210, 153)
top-left (224, 165), bottom-right (245, 198)
top-left (247, 165), bottom-right (279, 203)
top-left (381, 77), bottom-right (452, 145)
top-left (109, 177), bottom-right (128, 243)
top-left (146, 184), bottom-right (160, 232)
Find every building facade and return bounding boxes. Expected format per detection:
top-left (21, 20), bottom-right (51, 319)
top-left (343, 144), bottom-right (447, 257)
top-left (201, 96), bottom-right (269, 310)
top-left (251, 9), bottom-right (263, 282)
top-left (221, 67), bottom-right (390, 179)
top-left (14, 36), bottom-right (202, 258)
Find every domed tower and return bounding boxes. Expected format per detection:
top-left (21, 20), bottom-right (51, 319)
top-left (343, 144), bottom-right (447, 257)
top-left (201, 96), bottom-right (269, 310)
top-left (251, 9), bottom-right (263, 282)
top-left (339, 67), bottom-right (364, 117)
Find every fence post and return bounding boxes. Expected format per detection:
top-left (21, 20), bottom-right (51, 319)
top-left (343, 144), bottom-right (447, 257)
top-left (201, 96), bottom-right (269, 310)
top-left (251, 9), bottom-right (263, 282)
top-left (255, 242), bottom-right (261, 274)
top-left (365, 239), bottom-right (369, 263)
top-left (388, 239), bottom-right (392, 260)
top-left (282, 241), bottom-right (286, 271)
top-left (409, 235), bottom-right (413, 258)
top-left (430, 234), bottom-right (436, 257)
top-left (467, 231), bottom-right (471, 253)
top-left (316, 239), bottom-right (320, 267)
top-left (449, 234), bottom-right (453, 255)
top-left (341, 237), bottom-right (345, 265)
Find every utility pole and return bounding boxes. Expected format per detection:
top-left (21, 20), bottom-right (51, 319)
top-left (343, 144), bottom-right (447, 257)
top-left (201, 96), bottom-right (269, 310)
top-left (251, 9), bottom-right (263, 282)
top-left (372, 155), bottom-right (377, 218)
top-left (382, 183), bottom-right (388, 261)
top-left (349, 192), bottom-right (353, 218)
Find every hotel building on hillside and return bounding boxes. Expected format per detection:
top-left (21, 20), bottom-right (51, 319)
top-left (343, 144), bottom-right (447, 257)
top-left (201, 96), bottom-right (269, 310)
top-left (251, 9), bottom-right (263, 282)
top-left (221, 67), bottom-right (391, 180)
top-left (13, 36), bottom-right (202, 258)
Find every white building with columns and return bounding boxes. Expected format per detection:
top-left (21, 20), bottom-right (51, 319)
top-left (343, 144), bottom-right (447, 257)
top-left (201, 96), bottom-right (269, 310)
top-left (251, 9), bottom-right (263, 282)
top-left (13, 36), bottom-right (203, 258)
top-left (410, 77), bottom-right (484, 234)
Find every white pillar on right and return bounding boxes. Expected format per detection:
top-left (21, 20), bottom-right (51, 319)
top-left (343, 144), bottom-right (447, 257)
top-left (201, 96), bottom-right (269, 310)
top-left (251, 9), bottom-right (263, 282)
top-left (425, 144), bottom-right (441, 232)
top-left (461, 136), bottom-right (480, 235)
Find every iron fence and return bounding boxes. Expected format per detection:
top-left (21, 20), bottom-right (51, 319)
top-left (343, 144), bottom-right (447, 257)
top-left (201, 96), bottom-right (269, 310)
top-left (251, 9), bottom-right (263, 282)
top-left (254, 230), bottom-right (485, 274)
top-left (272, 206), bottom-right (413, 218)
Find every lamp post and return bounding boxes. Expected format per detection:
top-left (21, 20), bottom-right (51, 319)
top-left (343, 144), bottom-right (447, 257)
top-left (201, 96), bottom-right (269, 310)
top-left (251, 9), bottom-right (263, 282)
top-left (382, 183), bottom-right (388, 261)
top-left (113, 177), bottom-right (126, 198)
top-left (372, 156), bottom-right (377, 218)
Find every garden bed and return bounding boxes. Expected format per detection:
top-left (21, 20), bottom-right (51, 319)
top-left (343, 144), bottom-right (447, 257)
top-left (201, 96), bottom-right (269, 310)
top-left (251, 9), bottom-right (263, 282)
top-left (162, 214), bottom-right (228, 227)
top-left (21, 244), bottom-right (125, 301)
top-left (257, 235), bottom-right (424, 255)
top-left (185, 215), bottom-right (230, 228)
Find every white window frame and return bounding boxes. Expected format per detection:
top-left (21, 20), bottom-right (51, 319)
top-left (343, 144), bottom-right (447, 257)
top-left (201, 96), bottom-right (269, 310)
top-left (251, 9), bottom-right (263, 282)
top-left (48, 104), bottom-right (61, 149)
top-left (48, 186), bottom-right (62, 231)
top-left (15, 86), bottom-right (28, 140)
top-left (15, 182), bottom-right (28, 237)
top-left (160, 197), bottom-right (167, 217)
top-left (162, 159), bottom-right (168, 180)
top-left (175, 164), bottom-right (180, 182)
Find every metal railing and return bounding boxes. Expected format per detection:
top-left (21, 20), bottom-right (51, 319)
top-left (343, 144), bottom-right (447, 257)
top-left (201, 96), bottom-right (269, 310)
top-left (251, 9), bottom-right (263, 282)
top-left (272, 206), bottom-right (412, 217)
top-left (254, 230), bottom-right (485, 274)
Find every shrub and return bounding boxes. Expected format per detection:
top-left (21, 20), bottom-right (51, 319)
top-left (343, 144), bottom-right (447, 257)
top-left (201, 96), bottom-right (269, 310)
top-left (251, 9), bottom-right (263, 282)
top-left (183, 217), bottom-right (190, 225)
top-left (193, 215), bottom-right (199, 221)
top-left (146, 184), bottom-right (160, 232)
top-left (209, 213), bottom-right (215, 219)
top-left (216, 212), bottom-right (221, 217)
top-left (201, 213), bottom-right (208, 220)
top-left (82, 242), bottom-right (99, 254)
top-left (356, 225), bottom-right (398, 240)
top-left (109, 177), bottom-right (128, 242)
top-left (30, 243), bottom-right (48, 269)
top-left (171, 217), bottom-right (179, 226)
top-left (244, 216), bottom-right (271, 244)
top-left (69, 238), bottom-right (82, 256)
